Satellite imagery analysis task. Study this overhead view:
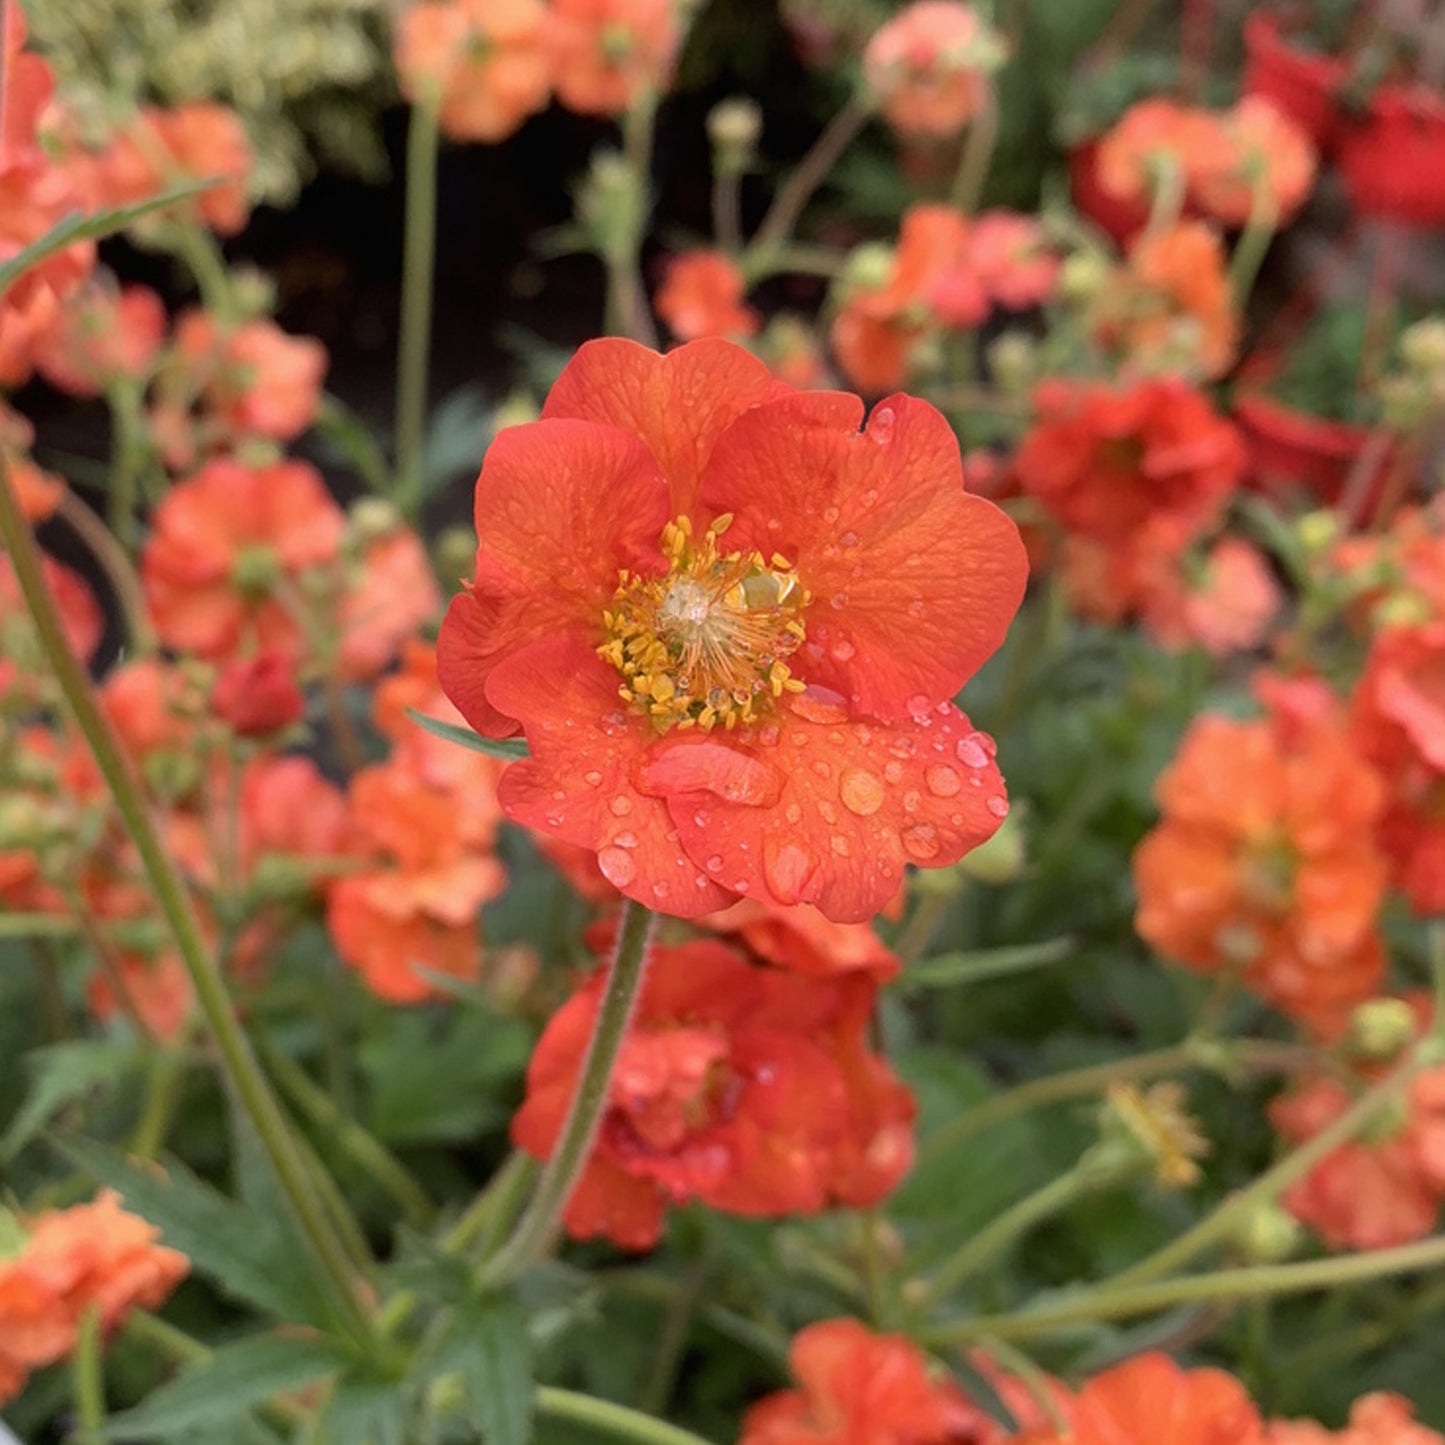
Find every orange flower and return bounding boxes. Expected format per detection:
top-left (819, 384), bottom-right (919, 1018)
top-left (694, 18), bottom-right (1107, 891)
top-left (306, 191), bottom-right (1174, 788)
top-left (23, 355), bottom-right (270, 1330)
top-left (1140, 536), bottom-right (1282, 657)
top-left (1272, 1002), bottom-right (1445, 1250)
top-left (327, 756), bottom-right (505, 1003)
top-left (1094, 222), bottom-right (1239, 380)
top-left (437, 338), bottom-right (1026, 922)
top-left (655, 250), bottom-right (758, 342)
top-left (545, 0), bottom-right (680, 117)
top-left (1268, 1393), bottom-right (1445, 1445)
top-left (1330, 497), bottom-right (1445, 630)
top-left (699, 896), bottom-right (900, 980)
top-left (967, 209), bottom-right (1059, 309)
top-left (1195, 96), bottom-right (1317, 229)
top-left (87, 949), bottom-right (195, 1044)
top-left (141, 458), bottom-right (346, 661)
top-left (863, 2), bottom-right (1001, 138)
top-left (395, 0), bottom-right (550, 143)
top-left (1038, 1353), bottom-right (1263, 1445)
top-left (0, 1190), bottom-right (188, 1406)
top-left (0, 552), bottom-right (102, 702)
top-left (335, 524), bottom-right (443, 683)
top-left (211, 652), bottom-right (305, 737)
top-left (35, 278), bottom-right (165, 397)
top-left (1095, 99), bottom-right (1233, 209)
top-left (1134, 687), bottom-right (1388, 1035)
top-left (514, 943), bottom-right (914, 1249)
top-left (1350, 622), bottom-right (1445, 915)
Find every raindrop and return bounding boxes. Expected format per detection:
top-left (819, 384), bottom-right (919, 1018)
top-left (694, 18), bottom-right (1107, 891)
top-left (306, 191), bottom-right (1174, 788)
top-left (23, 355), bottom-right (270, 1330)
top-left (652, 881), bottom-right (671, 899)
top-left (839, 531), bottom-right (860, 548)
top-left (908, 599), bottom-right (925, 617)
top-left (926, 764), bottom-right (961, 797)
top-left (764, 842), bottom-right (818, 903)
top-left (870, 407), bottom-right (895, 443)
top-left (609, 795), bottom-right (633, 816)
top-left (614, 830), bottom-right (639, 848)
top-left (906, 693), bottom-right (931, 717)
top-left (812, 760), bottom-right (832, 780)
top-left (785, 802), bottom-right (803, 824)
top-left (830, 638), bottom-right (856, 662)
top-left (830, 593), bottom-right (848, 610)
top-left (883, 760), bottom-right (904, 783)
top-left (839, 768), bottom-right (885, 816)
top-left (986, 795), bottom-right (1010, 818)
top-left (830, 834), bottom-right (851, 856)
top-left (900, 822), bottom-right (940, 860)
top-left (956, 735), bottom-right (990, 768)
top-left (902, 790), bottom-right (922, 813)
top-left (817, 800), bottom-right (838, 824)
top-left (597, 847), bottom-right (637, 888)
top-left (705, 855), bottom-right (724, 872)
top-left (823, 505), bottom-right (840, 523)
top-left (583, 771), bottom-right (602, 787)
top-left (888, 737), bottom-right (916, 759)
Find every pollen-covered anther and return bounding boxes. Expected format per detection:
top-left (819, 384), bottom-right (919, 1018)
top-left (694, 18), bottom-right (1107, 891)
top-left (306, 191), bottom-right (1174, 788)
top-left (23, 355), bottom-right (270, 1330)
top-left (600, 514), bottom-right (810, 732)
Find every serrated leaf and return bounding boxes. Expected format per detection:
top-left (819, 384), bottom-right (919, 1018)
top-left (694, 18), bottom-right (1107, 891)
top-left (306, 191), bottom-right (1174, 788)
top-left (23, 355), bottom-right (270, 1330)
top-left (319, 1370), bottom-right (413, 1445)
top-left (421, 386), bottom-right (494, 496)
top-left (57, 1137), bottom-right (331, 1327)
top-left (446, 1292), bottom-right (534, 1445)
top-left (0, 180), bottom-right (213, 299)
top-left (407, 710), bottom-right (529, 760)
top-left (897, 937), bottom-right (1075, 993)
top-left (945, 1351), bottom-right (1021, 1436)
top-left (106, 1333), bottom-right (343, 1441)
top-left (2, 1041), bottom-right (142, 1161)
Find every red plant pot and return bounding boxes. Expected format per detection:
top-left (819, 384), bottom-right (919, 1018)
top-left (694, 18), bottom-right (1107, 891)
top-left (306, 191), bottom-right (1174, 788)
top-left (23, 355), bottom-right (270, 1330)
top-left (1235, 391), bottom-right (1394, 520)
top-left (1242, 8), bottom-right (1347, 154)
top-left (1338, 84), bottom-right (1445, 229)
top-left (1068, 138), bottom-right (1151, 246)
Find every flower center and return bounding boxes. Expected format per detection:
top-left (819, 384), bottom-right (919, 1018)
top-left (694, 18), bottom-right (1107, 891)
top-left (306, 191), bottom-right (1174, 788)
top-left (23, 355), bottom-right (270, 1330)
top-left (599, 515), bottom-right (808, 733)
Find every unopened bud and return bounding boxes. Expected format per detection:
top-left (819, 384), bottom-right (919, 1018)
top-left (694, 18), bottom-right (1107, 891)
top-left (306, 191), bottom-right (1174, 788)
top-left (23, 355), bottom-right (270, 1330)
top-left (707, 98), bottom-right (762, 175)
top-left (1060, 250), bottom-right (1109, 304)
top-left (1295, 509), bottom-right (1340, 556)
top-left (958, 805), bottom-right (1026, 884)
top-left (838, 242), bottom-right (896, 296)
top-left (577, 151), bottom-right (645, 263)
top-left (987, 331), bottom-right (1037, 395)
top-left (434, 526), bottom-right (478, 587)
top-left (349, 496), bottom-right (402, 545)
top-left (1346, 997), bottom-right (1418, 1063)
top-left (492, 390), bottom-right (539, 435)
top-left (1232, 1202), bottom-right (1302, 1264)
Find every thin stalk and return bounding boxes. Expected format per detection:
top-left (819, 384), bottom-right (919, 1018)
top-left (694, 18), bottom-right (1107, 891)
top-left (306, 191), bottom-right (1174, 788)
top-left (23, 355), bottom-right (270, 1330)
top-left (0, 458), bottom-right (379, 1352)
top-left (639, 1254), bottom-right (711, 1416)
top-left (739, 243), bottom-right (845, 285)
top-left (1109, 1047), bottom-right (1427, 1289)
top-left (130, 1048), bottom-right (187, 1160)
top-left (71, 1303), bottom-right (105, 1442)
top-left (918, 1164), bottom-right (1091, 1306)
top-left (29, 937), bottom-right (72, 1040)
top-left (1228, 168), bottom-right (1279, 311)
top-left (483, 900), bottom-right (655, 1285)
top-left (894, 889), bottom-right (954, 968)
top-left (712, 167), bottom-right (742, 256)
top-left (262, 1040), bottom-right (435, 1229)
top-left (394, 91), bottom-right (441, 521)
top-left (749, 95), bottom-right (871, 257)
top-left (608, 89), bottom-right (661, 349)
top-left (104, 379), bottom-right (148, 552)
top-left (56, 488), bottom-right (155, 653)
top-left (168, 223), bottom-right (234, 318)
top-left (451, 1152), bottom-right (538, 1262)
top-left (950, 80), bottom-right (998, 214)
top-left (923, 1233), bottom-right (1445, 1346)
top-left (536, 1386), bottom-right (718, 1445)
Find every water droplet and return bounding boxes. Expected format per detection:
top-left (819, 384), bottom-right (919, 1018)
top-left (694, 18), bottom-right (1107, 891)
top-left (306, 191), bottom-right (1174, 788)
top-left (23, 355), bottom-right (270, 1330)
top-left (830, 593), bottom-right (848, 610)
top-left (839, 530), bottom-right (860, 548)
top-left (986, 795), bottom-right (1010, 818)
top-left (790, 687), bottom-right (849, 725)
top-left (863, 488), bottom-right (879, 505)
top-left (830, 638), bottom-right (856, 662)
top-left (908, 599), bottom-right (925, 617)
top-left (926, 764), bottom-right (961, 797)
top-left (613, 830), bottom-right (639, 848)
top-left (840, 768), bottom-right (884, 816)
top-left (812, 759), bottom-right (832, 780)
top-left (823, 505), bottom-right (840, 523)
top-left (870, 407), bottom-right (895, 444)
top-left (733, 878), bottom-right (750, 893)
top-left (652, 881), bottom-right (670, 899)
top-left (693, 810), bottom-right (710, 828)
top-left (956, 735), bottom-right (990, 768)
top-left (900, 822), bottom-right (940, 860)
top-left (705, 854), bottom-right (724, 872)
top-left (609, 795), bottom-right (633, 816)
top-left (551, 789), bottom-right (566, 801)
top-left (764, 841), bottom-right (818, 903)
top-left (597, 846), bottom-right (637, 888)
top-left (583, 770), bottom-right (602, 787)
top-left (758, 724), bottom-right (780, 747)
top-left (785, 802), bottom-right (802, 824)
top-left (902, 790), bottom-right (922, 813)
top-left (888, 737), bottom-right (916, 759)
top-left (817, 800), bottom-right (838, 824)
top-left (856, 725), bottom-right (872, 745)
top-left (830, 834), bottom-right (851, 856)
top-left (907, 693), bottom-right (931, 717)
top-left (883, 760), bottom-right (904, 783)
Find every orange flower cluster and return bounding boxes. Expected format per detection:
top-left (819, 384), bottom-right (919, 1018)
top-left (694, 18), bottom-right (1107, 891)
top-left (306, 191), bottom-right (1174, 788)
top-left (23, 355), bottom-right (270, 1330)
top-left (862, 2), bottom-right (1004, 138)
top-left (1269, 1394), bottom-right (1445, 1445)
top-left (656, 250), bottom-right (759, 343)
top-left (513, 937), bottom-right (914, 1249)
top-left (1134, 678), bottom-right (1388, 1035)
top-left (1096, 95), bottom-right (1317, 230)
top-left (395, 0), bottom-right (680, 140)
top-left (0, 1190), bottom-right (189, 1406)
top-left (832, 204), bottom-right (1057, 392)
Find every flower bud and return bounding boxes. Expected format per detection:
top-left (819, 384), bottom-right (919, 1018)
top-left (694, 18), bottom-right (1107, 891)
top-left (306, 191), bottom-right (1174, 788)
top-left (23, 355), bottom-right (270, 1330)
top-left (1295, 508), bottom-right (1340, 556)
top-left (708, 98), bottom-right (762, 176)
top-left (349, 496), bottom-right (402, 545)
top-left (1232, 1202), bottom-right (1302, 1264)
top-left (987, 331), bottom-right (1037, 395)
top-left (837, 242), bottom-right (896, 296)
top-left (577, 151), bottom-right (645, 264)
top-left (1060, 250), bottom-right (1109, 304)
top-left (1345, 997), bottom-right (1418, 1063)
top-left (434, 526), bottom-right (479, 587)
top-left (212, 653), bottom-right (306, 738)
top-left (958, 804), bottom-right (1026, 884)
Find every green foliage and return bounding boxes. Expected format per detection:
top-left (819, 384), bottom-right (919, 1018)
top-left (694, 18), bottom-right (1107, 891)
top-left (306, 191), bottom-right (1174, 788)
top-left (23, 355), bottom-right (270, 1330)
top-left (406, 711), bottom-right (531, 762)
top-left (2, 1040), bottom-right (141, 1162)
top-left (439, 1292), bottom-right (536, 1445)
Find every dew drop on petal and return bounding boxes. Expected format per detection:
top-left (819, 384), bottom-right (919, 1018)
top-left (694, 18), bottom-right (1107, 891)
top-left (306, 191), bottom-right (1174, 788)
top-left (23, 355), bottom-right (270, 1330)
top-left (907, 693), bottom-right (931, 718)
top-left (613, 830), bottom-right (639, 847)
top-left (812, 759), bottom-right (833, 780)
top-left (840, 768), bottom-right (885, 816)
top-left (652, 881), bottom-right (670, 900)
top-left (785, 802), bottom-right (802, 824)
top-left (986, 795), bottom-right (1010, 818)
top-left (830, 834), bottom-right (851, 856)
top-left (956, 735), bottom-right (991, 768)
top-left (900, 822), bottom-right (940, 860)
top-left (705, 854), bottom-right (724, 872)
top-left (830, 638), bottom-right (856, 662)
top-left (870, 407), bottom-right (895, 444)
top-left (609, 795), bottom-right (633, 816)
top-left (883, 760), bottom-right (904, 784)
top-left (902, 790), bottom-right (922, 813)
top-left (830, 593), bottom-right (848, 610)
top-left (839, 531), bottom-right (860, 548)
top-left (597, 846), bottom-right (637, 888)
top-left (583, 771), bottom-right (602, 787)
top-left (908, 599), bottom-right (925, 617)
top-left (790, 687), bottom-right (849, 725)
top-left (823, 505), bottom-right (840, 524)
top-left (889, 736), bottom-right (916, 759)
top-left (926, 764), bottom-right (962, 797)
top-left (764, 841), bottom-right (818, 904)
top-left (817, 799), bottom-right (838, 824)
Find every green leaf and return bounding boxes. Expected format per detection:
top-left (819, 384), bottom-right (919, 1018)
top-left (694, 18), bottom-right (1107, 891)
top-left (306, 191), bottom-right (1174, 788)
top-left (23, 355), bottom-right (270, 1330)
top-left (421, 386), bottom-right (493, 496)
top-left (57, 1137), bottom-right (332, 1326)
top-left (447, 1292), bottom-right (534, 1445)
top-left (0, 179), bottom-right (213, 299)
top-left (106, 1333), bottom-right (343, 1441)
top-left (944, 1352), bottom-right (1020, 1437)
top-left (897, 937), bottom-right (1075, 992)
top-left (318, 1369), bottom-right (413, 1445)
top-left (2, 1041), bottom-right (142, 1161)
top-left (407, 710), bottom-right (529, 760)
top-left (315, 393), bottom-right (393, 495)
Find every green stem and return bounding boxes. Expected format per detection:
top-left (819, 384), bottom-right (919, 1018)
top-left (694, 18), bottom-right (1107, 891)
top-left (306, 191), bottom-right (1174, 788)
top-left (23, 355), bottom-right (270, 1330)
top-left (394, 91), bottom-right (441, 520)
top-left (71, 1303), bottom-right (105, 1442)
top-left (29, 937), bottom-right (72, 1040)
top-left (262, 1040), bottom-right (435, 1229)
top-left (536, 1386), bottom-right (718, 1445)
top-left (56, 489), bottom-right (155, 653)
top-left (105, 379), bottom-right (146, 552)
top-left (950, 80), bottom-right (998, 214)
top-left (451, 1152), bottom-right (537, 1261)
top-left (918, 1164), bottom-right (1092, 1306)
top-left (922, 1232), bottom-right (1445, 1346)
top-left (639, 1254), bottom-right (711, 1416)
top-left (130, 1048), bottom-right (187, 1160)
top-left (607, 89), bottom-right (661, 348)
top-left (0, 459), bottom-right (379, 1352)
top-left (483, 900), bottom-right (655, 1285)
top-left (1108, 1047), bottom-right (1426, 1289)
top-left (1228, 167), bottom-right (1279, 310)
top-left (749, 94), bottom-right (871, 257)
top-left (168, 223), bottom-right (234, 317)
top-left (894, 889), bottom-right (954, 968)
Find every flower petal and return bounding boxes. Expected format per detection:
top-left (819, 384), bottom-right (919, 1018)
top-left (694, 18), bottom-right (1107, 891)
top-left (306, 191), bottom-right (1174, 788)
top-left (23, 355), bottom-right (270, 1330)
top-left (484, 636), bottom-right (735, 916)
top-left (703, 392), bottom-right (1027, 719)
top-left (436, 418), bottom-right (670, 736)
top-left (641, 692), bottom-right (1009, 923)
top-left (541, 336), bottom-right (780, 518)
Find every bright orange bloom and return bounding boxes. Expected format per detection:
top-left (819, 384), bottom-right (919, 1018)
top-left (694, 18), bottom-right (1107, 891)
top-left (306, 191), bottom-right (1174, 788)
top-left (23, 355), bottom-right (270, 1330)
top-left (699, 896), bottom-right (901, 979)
top-left (437, 338), bottom-right (1026, 922)
top-left (1016, 376), bottom-right (1245, 548)
top-left (545, 0), bottom-right (679, 117)
top-left (1033, 1353), bottom-right (1263, 1445)
top-left (35, 278), bottom-right (165, 397)
top-left (1195, 96), bottom-right (1317, 228)
top-left (1140, 536), bottom-right (1283, 657)
top-left (1134, 687), bottom-right (1388, 1035)
top-left (87, 948), bottom-right (195, 1044)
top-left (1268, 1393), bottom-right (1445, 1445)
top-left (515, 943), bottom-right (913, 1249)
top-left (1094, 222), bottom-right (1239, 380)
top-left (327, 755), bottom-right (505, 1003)
top-left (656, 250), bottom-right (759, 342)
top-left (1330, 496), bottom-right (1445, 630)
top-left (141, 458), bottom-right (346, 661)
top-left (966, 209), bottom-right (1059, 310)
top-left (211, 652), bottom-right (305, 737)
top-left (395, 0), bottom-right (550, 143)
top-left (1096, 99), bottom-right (1233, 208)
top-left (1350, 622), bottom-right (1445, 916)
top-left (863, 2), bottom-right (999, 138)
top-left (0, 552), bottom-right (102, 702)
top-left (0, 1190), bottom-right (188, 1406)
top-left (335, 524), bottom-right (443, 682)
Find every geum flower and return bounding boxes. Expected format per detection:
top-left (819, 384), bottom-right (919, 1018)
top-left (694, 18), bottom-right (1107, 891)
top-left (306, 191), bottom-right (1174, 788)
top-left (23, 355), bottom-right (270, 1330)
top-left (437, 338), bottom-right (1027, 922)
